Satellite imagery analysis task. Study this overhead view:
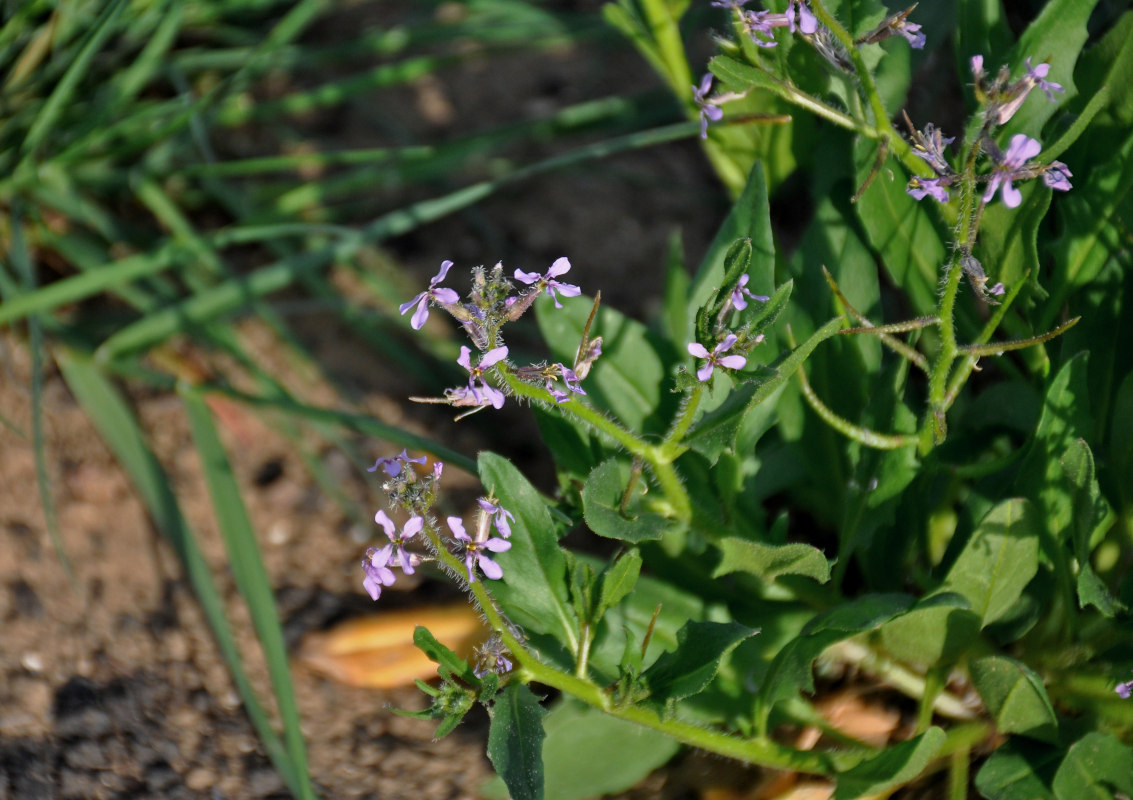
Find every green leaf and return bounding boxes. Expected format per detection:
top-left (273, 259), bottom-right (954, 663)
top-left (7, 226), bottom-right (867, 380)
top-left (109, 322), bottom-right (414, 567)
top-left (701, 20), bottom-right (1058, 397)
top-left (879, 592), bottom-right (980, 669)
top-left (1062, 439), bottom-right (1123, 615)
top-left (536, 295), bottom-right (674, 434)
top-left (688, 160), bottom-right (775, 336)
top-left (832, 727), bottom-right (945, 800)
top-left (754, 594), bottom-right (912, 731)
top-left (543, 700), bottom-right (679, 800)
top-left (597, 550), bottom-right (643, 620)
top-left (976, 184), bottom-right (1051, 291)
top-left (413, 626), bottom-right (478, 685)
top-left (969, 656), bottom-right (1059, 744)
top-left (641, 620), bottom-right (758, 707)
top-left (479, 453), bottom-right (576, 649)
top-left (1052, 732), bottom-right (1133, 800)
top-left (976, 740), bottom-right (1059, 800)
top-left (943, 498), bottom-right (1041, 626)
top-left (582, 459), bottom-right (677, 542)
top-left (713, 538), bottom-right (831, 584)
top-left (1110, 371), bottom-right (1133, 509)
top-left (1002, 0), bottom-right (1099, 140)
top-left (488, 683), bottom-right (548, 800)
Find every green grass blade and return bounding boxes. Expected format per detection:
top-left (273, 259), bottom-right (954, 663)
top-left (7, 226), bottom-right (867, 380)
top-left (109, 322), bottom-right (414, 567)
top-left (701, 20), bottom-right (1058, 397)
top-left (54, 349), bottom-right (318, 800)
top-left (19, 0), bottom-right (129, 160)
top-left (105, 2), bottom-right (184, 109)
top-left (182, 388), bottom-right (317, 800)
top-left (0, 245), bottom-right (180, 327)
top-left (8, 210), bottom-right (72, 579)
top-left (94, 119), bottom-right (698, 360)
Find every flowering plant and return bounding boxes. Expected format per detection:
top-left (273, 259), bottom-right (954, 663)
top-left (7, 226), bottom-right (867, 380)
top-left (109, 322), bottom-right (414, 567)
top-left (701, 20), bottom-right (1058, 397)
top-left (360, 2), bottom-right (1133, 798)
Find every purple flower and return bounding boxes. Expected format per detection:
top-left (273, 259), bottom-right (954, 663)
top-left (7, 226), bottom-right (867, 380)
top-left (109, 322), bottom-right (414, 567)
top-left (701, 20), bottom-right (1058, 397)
top-left (992, 57), bottom-right (1064, 125)
top-left (688, 334), bottom-right (748, 381)
top-left (861, 7), bottom-right (923, 48)
top-left (788, 1), bottom-right (818, 34)
top-left (907, 175), bottom-right (951, 203)
top-left (730, 274), bottom-right (769, 310)
top-left (455, 345), bottom-right (509, 409)
top-left (1117, 677), bottom-right (1133, 699)
top-left (1043, 160), bottom-right (1073, 192)
top-left (477, 496), bottom-right (515, 538)
top-left (367, 449), bottom-right (427, 477)
top-left (362, 546), bottom-right (396, 601)
top-left (692, 73), bottom-right (724, 139)
top-left (546, 363), bottom-right (587, 403)
top-left (1025, 58), bottom-right (1063, 101)
top-left (447, 516), bottom-right (511, 582)
top-left (984, 134), bottom-right (1041, 208)
top-left (910, 122), bottom-right (954, 175)
top-left (988, 282), bottom-right (1006, 297)
top-left (399, 260), bottom-right (461, 330)
top-left (514, 257), bottom-right (582, 308)
top-left (374, 510), bottom-right (423, 575)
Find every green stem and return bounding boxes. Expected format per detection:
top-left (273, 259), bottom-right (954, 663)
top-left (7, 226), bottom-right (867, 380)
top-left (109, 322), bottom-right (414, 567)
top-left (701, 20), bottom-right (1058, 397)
top-left (497, 364), bottom-right (693, 524)
top-left (661, 382), bottom-right (703, 457)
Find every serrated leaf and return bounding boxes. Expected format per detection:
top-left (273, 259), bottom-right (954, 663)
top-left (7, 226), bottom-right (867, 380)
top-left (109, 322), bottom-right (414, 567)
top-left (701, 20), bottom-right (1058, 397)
top-left (641, 620), bottom-right (758, 706)
top-left (713, 538), bottom-right (831, 584)
top-left (970, 655), bottom-right (1059, 744)
top-left (488, 683), bottom-right (547, 800)
top-left (479, 453), bottom-right (576, 648)
top-left (582, 459), bottom-right (676, 542)
top-left (943, 499), bottom-right (1041, 626)
top-left (597, 550), bottom-right (642, 620)
top-left (832, 727), bottom-right (945, 800)
top-left (1052, 732), bottom-right (1133, 800)
top-left (976, 739), bottom-right (1059, 800)
top-left (754, 594), bottom-right (912, 730)
top-left (879, 592), bottom-right (979, 668)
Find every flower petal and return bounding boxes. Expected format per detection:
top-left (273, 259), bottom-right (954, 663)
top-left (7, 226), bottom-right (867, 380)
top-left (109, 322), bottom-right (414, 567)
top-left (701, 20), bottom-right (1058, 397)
top-left (687, 342), bottom-right (710, 358)
top-left (374, 510), bottom-right (396, 538)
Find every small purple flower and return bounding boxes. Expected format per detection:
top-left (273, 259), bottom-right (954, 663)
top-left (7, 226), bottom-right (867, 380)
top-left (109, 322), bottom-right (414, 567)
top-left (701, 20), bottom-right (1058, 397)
top-left (374, 509), bottom-right (423, 575)
top-left (861, 7), bottom-right (923, 49)
top-left (367, 449), bottom-right (427, 477)
top-left (477, 496), bottom-right (515, 538)
top-left (984, 134), bottom-right (1042, 208)
top-left (692, 73), bottom-right (724, 139)
top-left (988, 282), bottom-right (1006, 297)
top-left (514, 257), bottom-right (582, 308)
top-left (1025, 58), bottom-right (1063, 101)
top-left (688, 334), bottom-right (748, 382)
top-left (447, 516), bottom-right (511, 582)
top-left (362, 546), bottom-right (396, 601)
top-left (910, 122), bottom-right (954, 175)
top-left (546, 363), bottom-right (587, 403)
top-left (399, 260), bottom-right (461, 330)
top-left (1043, 160), bottom-right (1073, 192)
top-left (907, 175), bottom-right (951, 203)
top-left (731, 274), bottom-right (769, 311)
top-left (788, 1), bottom-right (818, 34)
top-left (742, 11), bottom-right (784, 47)
top-left (1117, 676), bottom-right (1133, 699)
top-left (455, 345), bottom-right (509, 409)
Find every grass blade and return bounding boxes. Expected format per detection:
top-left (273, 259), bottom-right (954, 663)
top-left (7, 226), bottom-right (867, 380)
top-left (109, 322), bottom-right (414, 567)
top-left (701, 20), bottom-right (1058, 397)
top-left (54, 349), bottom-right (319, 800)
top-left (182, 387), bottom-right (317, 800)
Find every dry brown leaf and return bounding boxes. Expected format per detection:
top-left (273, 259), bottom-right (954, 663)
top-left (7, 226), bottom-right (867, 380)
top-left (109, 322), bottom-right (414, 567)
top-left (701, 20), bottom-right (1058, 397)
top-left (299, 604), bottom-right (487, 688)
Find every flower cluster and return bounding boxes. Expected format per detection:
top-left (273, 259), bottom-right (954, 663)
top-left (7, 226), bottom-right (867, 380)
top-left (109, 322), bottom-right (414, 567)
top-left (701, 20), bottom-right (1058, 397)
top-left (905, 56), bottom-right (1072, 210)
top-left (401, 257), bottom-right (593, 415)
top-left (361, 450), bottom-right (519, 597)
